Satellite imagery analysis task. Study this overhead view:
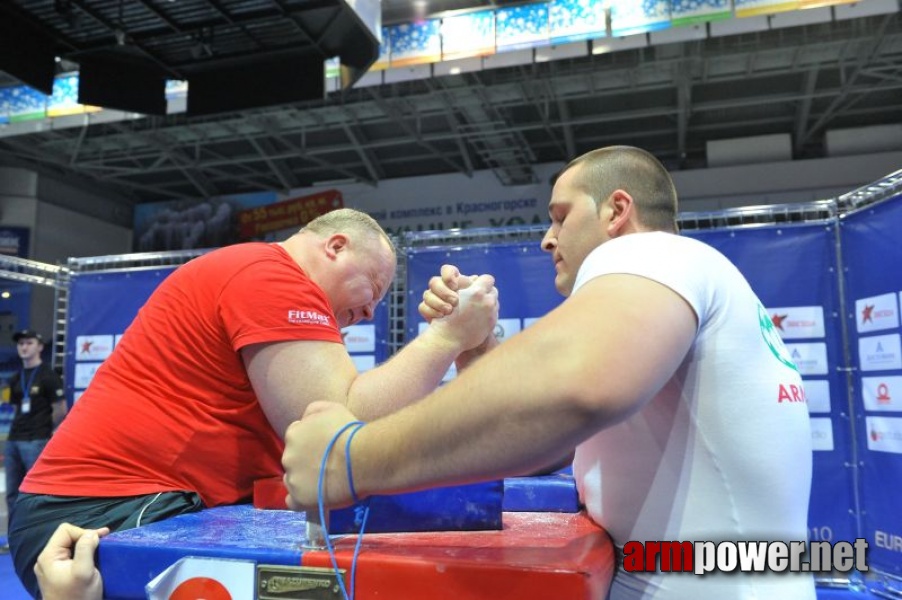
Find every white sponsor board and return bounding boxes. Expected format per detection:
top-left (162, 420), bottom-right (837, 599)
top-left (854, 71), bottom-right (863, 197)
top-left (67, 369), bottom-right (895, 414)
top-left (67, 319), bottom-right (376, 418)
top-left (785, 343), bottom-right (829, 375)
top-left (866, 416), bottom-right (902, 454)
top-left (342, 324), bottom-right (376, 353)
top-left (767, 306), bottom-right (826, 339)
top-left (351, 354), bottom-right (376, 373)
top-left (75, 334), bottom-right (115, 361)
top-left (862, 376), bottom-right (902, 412)
top-left (855, 292), bottom-right (899, 334)
top-left (74, 362), bottom-right (103, 389)
top-left (804, 379), bottom-right (831, 414)
top-left (493, 318), bottom-right (522, 342)
top-left (859, 333), bottom-right (902, 372)
top-left (810, 417), bottom-right (834, 452)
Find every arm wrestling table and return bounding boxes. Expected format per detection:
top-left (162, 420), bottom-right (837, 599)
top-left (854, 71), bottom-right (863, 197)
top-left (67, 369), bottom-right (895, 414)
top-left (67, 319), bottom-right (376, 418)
top-left (97, 474), bottom-right (614, 599)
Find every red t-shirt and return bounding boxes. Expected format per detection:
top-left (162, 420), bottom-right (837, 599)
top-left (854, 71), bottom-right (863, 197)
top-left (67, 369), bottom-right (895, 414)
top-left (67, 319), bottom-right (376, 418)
top-left (23, 243), bottom-right (343, 507)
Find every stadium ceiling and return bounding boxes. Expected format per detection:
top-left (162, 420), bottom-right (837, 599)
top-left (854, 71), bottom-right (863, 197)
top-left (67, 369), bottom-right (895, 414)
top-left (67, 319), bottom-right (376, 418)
top-left (0, 0), bottom-right (900, 212)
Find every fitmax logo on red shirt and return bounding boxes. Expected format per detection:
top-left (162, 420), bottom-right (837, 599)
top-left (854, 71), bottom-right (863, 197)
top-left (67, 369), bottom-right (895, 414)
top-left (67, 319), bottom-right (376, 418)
top-left (287, 310), bottom-right (331, 326)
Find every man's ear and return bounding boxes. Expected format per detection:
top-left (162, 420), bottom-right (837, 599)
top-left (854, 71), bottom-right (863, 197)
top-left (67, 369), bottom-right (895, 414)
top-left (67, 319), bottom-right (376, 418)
top-left (606, 189), bottom-right (634, 235)
top-left (324, 233), bottom-right (350, 259)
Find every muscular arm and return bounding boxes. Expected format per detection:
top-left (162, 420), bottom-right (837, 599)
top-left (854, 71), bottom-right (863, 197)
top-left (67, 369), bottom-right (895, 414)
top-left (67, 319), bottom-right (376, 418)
top-left (243, 275), bottom-right (498, 438)
top-left (283, 274), bottom-right (698, 508)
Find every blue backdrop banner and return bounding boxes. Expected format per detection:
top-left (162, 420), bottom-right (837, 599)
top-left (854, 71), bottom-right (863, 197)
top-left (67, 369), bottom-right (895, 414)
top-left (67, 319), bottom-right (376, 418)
top-left (839, 193), bottom-right (902, 576)
top-left (406, 223), bottom-right (855, 547)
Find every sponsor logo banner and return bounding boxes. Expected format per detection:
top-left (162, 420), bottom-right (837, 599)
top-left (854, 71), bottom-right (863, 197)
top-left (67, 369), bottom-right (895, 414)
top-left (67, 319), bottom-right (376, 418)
top-left (785, 343), bottom-right (829, 375)
top-left (856, 292), bottom-right (899, 334)
top-left (859, 334), bottom-right (902, 372)
top-left (342, 324), bottom-right (376, 353)
top-left (767, 306), bottom-right (826, 340)
top-left (75, 335), bottom-right (115, 361)
top-left (804, 379), bottom-right (831, 414)
top-left (493, 318), bottom-right (522, 342)
top-left (866, 416), bottom-right (902, 454)
top-left (351, 354), bottom-right (376, 373)
top-left (74, 362), bottom-right (103, 389)
top-left (862, 376), bottom-right (902, 412)
top-left (810, 417), bottom-right (834, 452)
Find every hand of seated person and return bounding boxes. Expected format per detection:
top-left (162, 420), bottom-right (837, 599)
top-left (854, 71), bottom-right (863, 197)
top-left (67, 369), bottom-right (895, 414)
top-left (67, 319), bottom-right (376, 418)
top-left (35, 522), bottom-right (109, 600)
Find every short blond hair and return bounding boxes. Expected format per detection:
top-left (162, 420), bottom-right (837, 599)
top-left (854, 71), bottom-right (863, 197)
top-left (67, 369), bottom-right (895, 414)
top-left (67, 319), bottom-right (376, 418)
top-left (303, 208), bottom-right (396, 256)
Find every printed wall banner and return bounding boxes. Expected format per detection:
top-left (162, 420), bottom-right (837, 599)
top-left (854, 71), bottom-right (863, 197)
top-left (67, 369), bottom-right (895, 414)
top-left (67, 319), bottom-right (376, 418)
top-left (671, 0), bottom-right (731, 26)
top-left (441, 11), bottom-right (496, 60)
top-left (75, 335), bottom-right (115, 361)
top-left (388, 20), bottom-right (442, 67)
top-left (785, 342), bottom-right (829, 375)
top-left (236, 189), bottom-right (343, 240)
top-left (370, 27), bottom-right (391, 70)
top-left (47, 73), bottom-right (100, 117)
top-left (493, 318), bottom-right (522, 342)
top-left (6, 85), bottom-right (46, 121)
top-left (767, 305), bottom-right (826, 339)
top-left (495, 4), bottom-right (550, 51)
top-left (855, 292), bottom-right (899, 334)
top-left (859, 333), bottom-right (902, 372)
top-left (863, 376), bottom-right (902, 412)
top-left (799, 0), bottom-right (857, 6)
top-left (810, 417), bottom-right (835, 452)
top-left (609, 0), bottom-right (671, 37)
top-left (866, 416), bottom-right (902, 454)
top-left (74, 362), bottom-right (103, 389)
top-left (134, 190), bottom-right (277, 252)
top-left (549, 0), bottom-right (607, 44)
top-left (0, 227), bottom-right (30, 257)
top-left (735, 0), bottom-right (800, 17)
top-left (351, 354), bottom-right (376, 372)
top-left (342, 324), bottom-right (376, 353)
top-left (804, 379), bottom-right (831, 414)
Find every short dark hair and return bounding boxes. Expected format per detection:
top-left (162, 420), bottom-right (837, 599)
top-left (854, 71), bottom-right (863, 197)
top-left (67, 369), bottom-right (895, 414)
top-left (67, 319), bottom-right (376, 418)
top-left (558, 146), bottom-right (678, 233)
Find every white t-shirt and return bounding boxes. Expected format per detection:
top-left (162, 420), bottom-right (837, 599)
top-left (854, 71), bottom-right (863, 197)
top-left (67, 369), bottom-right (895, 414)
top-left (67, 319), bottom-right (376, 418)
top-left (571, 232), bottom-right (815, 600)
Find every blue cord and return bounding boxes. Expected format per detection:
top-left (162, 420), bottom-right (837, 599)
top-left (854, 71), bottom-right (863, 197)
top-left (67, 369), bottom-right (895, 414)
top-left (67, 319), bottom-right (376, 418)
top-left (344, 423), bottom-right (369, 598)
top-left (317, 420), bottom-right (370, 600)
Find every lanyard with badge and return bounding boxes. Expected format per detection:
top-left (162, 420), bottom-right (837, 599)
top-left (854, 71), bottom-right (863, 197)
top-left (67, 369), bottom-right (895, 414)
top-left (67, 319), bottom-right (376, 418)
top-left (20, 365), bottom-right (40, 414)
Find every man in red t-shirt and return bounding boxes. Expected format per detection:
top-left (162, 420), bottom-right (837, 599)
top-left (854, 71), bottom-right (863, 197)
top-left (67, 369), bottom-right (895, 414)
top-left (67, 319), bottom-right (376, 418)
top-left (9, 208), bottom-right (499, 598)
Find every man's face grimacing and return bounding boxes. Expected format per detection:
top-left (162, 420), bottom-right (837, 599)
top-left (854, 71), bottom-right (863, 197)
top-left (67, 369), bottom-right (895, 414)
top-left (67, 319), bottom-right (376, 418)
top-left (328, 235), bottom-right (396, 328)
top-left (540, 165), bottom-right (608, 297)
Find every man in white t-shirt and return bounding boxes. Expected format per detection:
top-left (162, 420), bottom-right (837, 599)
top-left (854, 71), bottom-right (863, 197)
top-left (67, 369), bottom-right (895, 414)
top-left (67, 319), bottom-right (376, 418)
top-left (281, 145), bottom-right (815, 598)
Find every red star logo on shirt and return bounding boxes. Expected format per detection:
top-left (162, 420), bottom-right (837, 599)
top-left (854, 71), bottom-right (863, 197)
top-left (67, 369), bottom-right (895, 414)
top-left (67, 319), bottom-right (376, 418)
top-left (771, 314), bottom-right (788, 330)
top-left (862, 305), bottom-right (875, 324)
top-left (80, 340), bottom-right (94, 354)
